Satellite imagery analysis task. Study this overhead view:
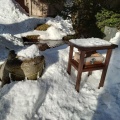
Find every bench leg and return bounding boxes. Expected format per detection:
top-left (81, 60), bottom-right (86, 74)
top-left (98, 49), bottom-right (112, 89)
top-left (67, 46), bottom-right (73, 75)
top-left (75, 51), bottom-right (86, 92)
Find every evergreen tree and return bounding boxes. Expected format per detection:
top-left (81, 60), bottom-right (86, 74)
top-left (69, 0), bottom-right (120, 38)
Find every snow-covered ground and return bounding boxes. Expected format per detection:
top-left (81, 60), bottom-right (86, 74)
top-left (0, 0), bottom-right (120, 120)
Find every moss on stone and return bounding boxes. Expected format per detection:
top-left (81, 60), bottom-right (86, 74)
top-left (63, 35), bottom-right (77, 41)
top-left (25, 35), bottom-right (39, 40)
top-left (34, 24), bottom-right (51, 31)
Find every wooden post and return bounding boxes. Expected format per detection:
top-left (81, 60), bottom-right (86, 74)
top-left (98, 49), bottom-right (112, 88)
top-left (24, 0), bottom-right (27, 6)
top-left (75, 51), bottom-right (86, 92)
top-left (28, 0), bottom-right (32, 16)
top-left (67, 45), bottom-right (73, 75)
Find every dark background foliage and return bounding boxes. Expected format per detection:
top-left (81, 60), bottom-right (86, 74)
top-left (61, 0), bottom-right (120, 38)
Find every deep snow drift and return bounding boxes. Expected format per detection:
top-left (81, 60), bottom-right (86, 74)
top-left (0, 0), bottom-right (120, 120)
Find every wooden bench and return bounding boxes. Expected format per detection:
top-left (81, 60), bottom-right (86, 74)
top-left (67, 38), bottom-right (118, 92)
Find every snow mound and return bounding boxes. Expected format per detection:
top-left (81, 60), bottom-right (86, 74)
top-left (21, 16), bottom-right (75, 40)
top-left (0, 0), bottom-right (27, 24)
top-left (110, 31), bottom-right (120, 46)
top-left (17, 44), bottom-right (42, 60)
top-left (0, 80), bottom-right (47, 120)
top-left (0, 0), bottom-right (44, 35)
top-left (39, 26), bottom-right (66, 40)
top-left (47, 16), bottom-right (75, 36)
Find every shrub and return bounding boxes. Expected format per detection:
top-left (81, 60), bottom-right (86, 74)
top-left (96, 8), bottom-right (120, 32)
top-left (70, 0), bottom-right (102, 38)
top-left (60, 0), bottom-right (120, 38)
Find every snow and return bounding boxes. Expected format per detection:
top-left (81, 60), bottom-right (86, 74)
top-left (0, 0), bottom-right (27, 24)
top-left (21, 16), bottom-right (75, 40)
top-left (17, 44), bottom-right (42, 60)
top-left (39, 26), bottom-right (66, 40)
top-left (70, 38), bottom-right (112, 47)
top-left (0, 0), bottom-right (120, 120)
top-left (0, 81), bottom-right (47, 120)
top-left (110, 31), bottom-right (120, 46)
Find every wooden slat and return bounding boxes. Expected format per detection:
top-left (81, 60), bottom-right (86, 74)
top-left (70, 59), bottom-right (78, 70)
top-left (83, 64), bottom-right (105, 71)
top-left (71, 59), bottom-right (105, 71)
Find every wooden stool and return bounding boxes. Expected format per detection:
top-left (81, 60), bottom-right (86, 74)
top-left (67, 38), bottom-right (118, 92)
